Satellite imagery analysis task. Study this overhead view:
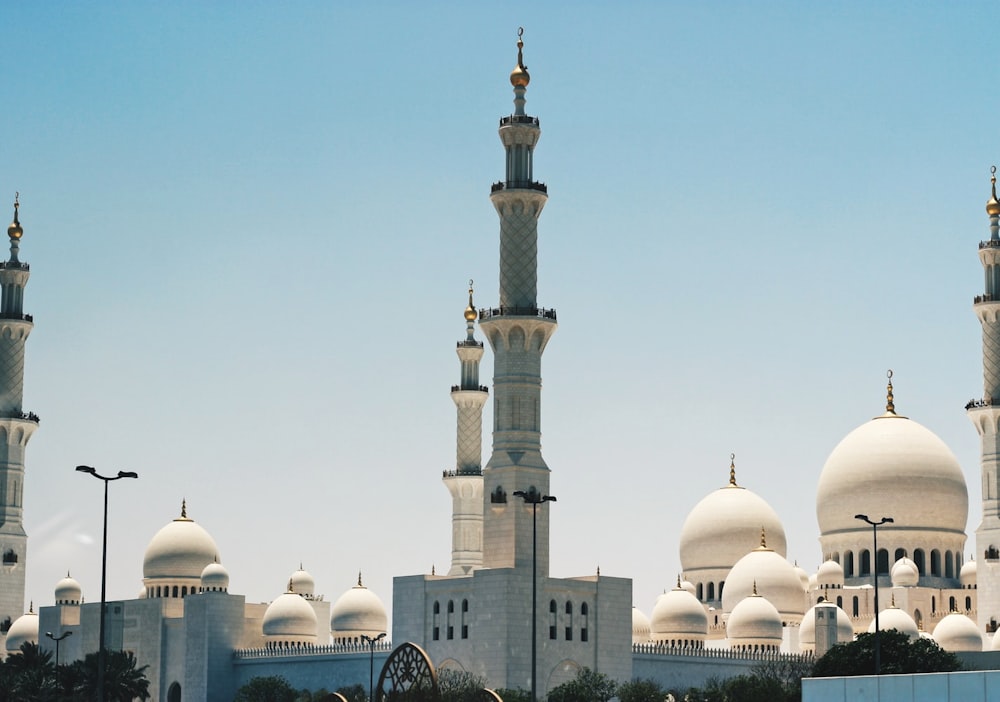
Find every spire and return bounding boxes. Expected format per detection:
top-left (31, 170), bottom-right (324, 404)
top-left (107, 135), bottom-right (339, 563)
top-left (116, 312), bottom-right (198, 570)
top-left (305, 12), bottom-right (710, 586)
top-left (751, 580), bottom-right (759, 596)
top-left (7, 193), bottom-right (22, 264)
top-left (179, 498), bottom-right (188, 520)
top-left (357, 570), bottom-right (363, 587)
top-left (287, 578), bottom-right (294, 593)
top-left (877, 369), bottom-right (907, 419)
top-left (510, 28), bottom-right (530, 116)
top-left (728, 453), bottom-right (737, 486)
top-left (676, 574), bottom-right (682, 589)
top-left (988, 166), bottom-right (1000, 219)
top-left (758, 526), bottom-right (768, 550)
top-left (464, 280), bottom-right (477, 341)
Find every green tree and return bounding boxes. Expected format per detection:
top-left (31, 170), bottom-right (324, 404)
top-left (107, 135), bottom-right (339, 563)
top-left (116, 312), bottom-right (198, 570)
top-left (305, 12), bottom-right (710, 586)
top-left (233, 675), bottom-right (299, 702)
top-left (336, 683), bottom-right (367, 702)
top-left (545, 668), bottom-right (617, 702)
top-left (1, 642), bottom-right (60, 702)
top-left (493, 688), bottom-right (531, 702)
top-left (617, 678), bottom-right (667, 702)
top-left (65, 650), bottom-right (150, 702)
top-left (813, 630), bottom-right (961, 677)
top-left (437, 669), bottom-right (487, 702)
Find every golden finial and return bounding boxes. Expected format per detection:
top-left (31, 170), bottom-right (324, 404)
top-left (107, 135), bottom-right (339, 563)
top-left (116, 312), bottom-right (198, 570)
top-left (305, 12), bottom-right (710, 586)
top-left (885, 369), bottom-right (895, 414)
top-left (597, 565), bottom-right (601, 576)
top-left (752, 580), bottom-right (758, 596)
top-left (890, 592), bottom-right (896, 608)
top-left (676, 574), bottom-right (682, 588)
top-left (431, 564), bottom-right (436, 576)
top-left (759, 526), bottom-right (767, 549)
top-left (510, 27), bottom-right (530, 88)
top-left (988, 166), bottom-right (1000, 216)
top-left (7, 193), bottom-right (22, 241)
top-left (357, 571), bottom-right (363, 587)
top-left (464, 279), bottom-right (477, 322)
top-left (181, 498), bottom-right (187, 519)
top-left (288, 578), bottom-right (294, 593)
top-left (29, 601), bottom-right (33, 614)
top-left (728, 453), bottom-right (737, 486)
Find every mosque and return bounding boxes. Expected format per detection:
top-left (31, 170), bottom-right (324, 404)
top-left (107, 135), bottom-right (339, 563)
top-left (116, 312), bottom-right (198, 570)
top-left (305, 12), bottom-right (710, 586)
top-left (3, 32), bottom-right (1000, 701)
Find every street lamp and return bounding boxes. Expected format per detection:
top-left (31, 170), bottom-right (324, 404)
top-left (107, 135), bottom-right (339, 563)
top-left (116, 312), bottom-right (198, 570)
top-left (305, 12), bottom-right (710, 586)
top-left (513, 489), bottom-right (556, 702)
top-left (45, 630), bottom-right (72, 667)
top-left (77, 465), bottom-right (138, 702)
top-left (360, 632), bottom-right (386, 702)
top-left (855, 513), bottom-right (893, 675)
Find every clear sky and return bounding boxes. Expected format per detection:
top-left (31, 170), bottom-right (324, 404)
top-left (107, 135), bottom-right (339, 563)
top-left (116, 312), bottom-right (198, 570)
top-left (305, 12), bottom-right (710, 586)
top-left (4, 2), bottom-right (997, 628)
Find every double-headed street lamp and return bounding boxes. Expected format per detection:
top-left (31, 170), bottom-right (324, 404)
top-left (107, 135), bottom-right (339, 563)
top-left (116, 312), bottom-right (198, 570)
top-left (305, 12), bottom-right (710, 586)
top-left (77, 465), bottom-right (138, 702)
top-left (360, 632), bottom-right (386, 702)
top-left (513, 489), bottom-right (556, 702)
top-left (855, 513), bottom-right (893, 675)
top-left (45, 630), bottom-right (72, 667)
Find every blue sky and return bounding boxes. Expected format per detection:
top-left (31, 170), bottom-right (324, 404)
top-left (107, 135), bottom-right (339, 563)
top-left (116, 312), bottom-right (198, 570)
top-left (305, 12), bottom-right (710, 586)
top-left (5, 2), bottom-right (997, 626)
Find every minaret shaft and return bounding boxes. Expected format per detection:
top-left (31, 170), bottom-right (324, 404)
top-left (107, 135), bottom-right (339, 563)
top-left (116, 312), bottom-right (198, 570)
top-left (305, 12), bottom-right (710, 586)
top-left (481, 47), bottom-right (558, 574)
top-left (0, 198), bottom-right (35, 637)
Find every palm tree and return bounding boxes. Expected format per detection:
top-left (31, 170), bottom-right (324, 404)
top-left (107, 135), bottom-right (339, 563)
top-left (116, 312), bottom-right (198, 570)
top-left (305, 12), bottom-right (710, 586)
top-left (70, 650), bottom-right (151, 702)
top-left (1, 642), bottom-right (60, 702)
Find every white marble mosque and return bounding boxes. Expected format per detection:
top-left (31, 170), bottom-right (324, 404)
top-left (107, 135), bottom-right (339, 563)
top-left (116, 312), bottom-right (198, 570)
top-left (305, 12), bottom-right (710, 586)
top-left (3, 32), bottom-right (1000, 701)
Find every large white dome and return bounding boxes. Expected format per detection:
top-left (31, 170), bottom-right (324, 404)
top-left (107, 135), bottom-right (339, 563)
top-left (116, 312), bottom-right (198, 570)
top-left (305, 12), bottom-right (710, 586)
top-left (680, 463), bottom-right (786, 581)
top-left (727, 593), bottom-right (782, 650)
top-left (868, 605), bottom-right (918, 640)
top-left (5, 609), bottom-right (38, 653)
top-left (632, 606), bottom-right (651, 645)
top-left (263, 591), bottom-right (318, 641)
top-left (650, 584), bottom-right (708, 644)
top-left (932, 612), bottom-right (983, 652)
top-left (143, 502), bottom-right (220, 580)
top-left (816, 413), bottom-right (967, 537)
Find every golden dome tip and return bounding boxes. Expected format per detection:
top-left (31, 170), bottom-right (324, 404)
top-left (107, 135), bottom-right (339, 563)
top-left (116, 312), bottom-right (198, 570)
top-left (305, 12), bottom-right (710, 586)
top-left (7, 193), bottom-right (22, 241)
top-left (988, 166), bottom-right (1000, 216)
top-left (510, 27), bottom-right (530, 88)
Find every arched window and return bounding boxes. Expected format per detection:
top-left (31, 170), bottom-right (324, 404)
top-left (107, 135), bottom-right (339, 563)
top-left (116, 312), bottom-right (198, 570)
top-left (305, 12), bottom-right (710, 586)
top-left (931, 550), bottom-right (941, 576)
top-left (718, 581), bottom-right (725, 599)
top-left (580, 603), bottom-right (589, 642)
top-left (1, 549), bottom-right (15, 565)
top-left (167, 682), bottom-right (181, 702)
top-left (845, 551), bottom-right (855, 577)
top-left (707, 582), bottom-right (715, 601)
top-left (565, 602), bottom-right (573, 640)
top-left (461, 599), bottom-right (469, 639)
top-left (832, 551), bottom-right (841, 565)
top-left (696, 583), bottom-right (703, 601)
top-left (447, 600), bottom-right (455, 640)
top-left (181, 586), bottom-right (187, 598)
top-left (836, 596), bottom-right (843, 609)
top-left (432, 601), bottom-right (440, 641)
top-left (172, 586), bottom-right (178, 598)
top-left (945, 551), bottom-right (954, 579)
top-left (966, 596), bottom-right (972, 611)
top-left (914, 609), bottom-right (923, 630)
top-left (931, 596), bottom-right (936, 614)
top-left (949, 596), bottom-right (956, 612)
top-left (860, 550), bottom-right (871, 576)
top-left (549, 600), bottom-right (557, 640)
top-left (852, 597), bottom-right (859, 617)
top-left (876, 549), bottom-right (889, 575)
top-left (895, 548), bottom-right (906, 562)
top-left (914, 549), bottom-right (926, 574)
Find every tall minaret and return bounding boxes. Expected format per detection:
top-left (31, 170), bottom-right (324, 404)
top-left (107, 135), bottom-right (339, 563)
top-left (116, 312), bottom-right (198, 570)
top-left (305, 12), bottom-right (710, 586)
top-left (0, 194), bottom-right (38, 637)
top-left (443, 282), bottom-right (487, 576)
top-left (480, 30), bottom-right (558, 574)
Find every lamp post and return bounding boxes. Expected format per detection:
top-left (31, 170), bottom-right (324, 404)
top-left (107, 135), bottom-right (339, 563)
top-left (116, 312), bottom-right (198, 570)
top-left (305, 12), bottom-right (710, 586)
top-left (77, 465), bottom-right (138, 702)
top-left (360, 632), bottom-right (386, 702)
top-left (513, 489), bottom-right (556, 702)
top-left (45, 630), bottom-right (72, 667)
top-left (855, 513), bottom-right (893, 675)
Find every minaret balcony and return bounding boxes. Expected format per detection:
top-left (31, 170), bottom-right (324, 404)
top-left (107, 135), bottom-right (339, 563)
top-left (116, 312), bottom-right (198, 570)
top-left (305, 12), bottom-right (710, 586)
top-left (966, 397), bottom-right (1000, 410)
top-left (500, 115), bottom-right (540, 127)
top-left (457, 340), bottom-right (484, 349)
top-left (491, 180), bottom-right (547, 194)
top-left (442, 468), bottom-right (483, 478)
top-left (0, 261), bottom-right (29, 271)
top-left (478, 306), bottom-right (557, 321)
top-left (982, 240), bottom-right (1000, 249)
top-left (451, 384), bottom-right (489, 393)
top-left (0, 313), bottom-right (32, 322)
top-left (0, 410), bottom-right (39, 423)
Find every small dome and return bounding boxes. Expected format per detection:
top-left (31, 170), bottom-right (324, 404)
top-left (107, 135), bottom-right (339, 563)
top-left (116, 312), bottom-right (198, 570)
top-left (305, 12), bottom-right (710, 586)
top-left (331, 575), bottom-right (388, 638)
top-left (509, 36), bottom-right (530, 88)
top-left (143, 502), bottom-right (220, 580)
top-left (800, 601), bottom-right (854, 651)
top-left (868, 605), bottom-right (918, 641)
top-left (817, 560), bottom-right (845, 588)
top-left (263, 590), bottom-right (318, 641)
top-left (932, 612), bottom-right (983, 652)
top-left (650, 584), bottom-right (708, 643)
top-left (722, 536), bottom-right (806, 622)
top-left (793, 563), bottom-right (809, 590)
top-left (960, 559), bottom-right (977, 588)
top-left (632, 606), bottom-right (651, 645)
top-left (201, 561), bottom-right (230, 592)
top-left (290, 566), bottom-right (315, 598)
top-left (54, 573), bottom-right (82, 605)
top-left (891, 558), bottom-right (919, 587)
top-left (680, 472), bottom-right (786, 575)
top-left (727, 593), bottom-right (782, 649)
top-left (5, 608), bottom-right (38, 653)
